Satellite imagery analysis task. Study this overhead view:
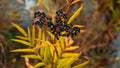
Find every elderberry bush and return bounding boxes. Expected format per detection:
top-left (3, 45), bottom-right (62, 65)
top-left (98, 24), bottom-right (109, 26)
top-left (33, 10), bottom-right (81, 39)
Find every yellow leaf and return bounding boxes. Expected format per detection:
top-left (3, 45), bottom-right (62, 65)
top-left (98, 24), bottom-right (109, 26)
top-left (16, 36), bottom-right (28, 40)
top-left (66, 0), bottom-right (69, 4)
top-left (22, 55), bottom-right (41, 59)
top-left (53, 52), bottom-right (57, 63)
top-left (34, 44), bottom-right (47, 49)
top-left (38, 28), bottom-right (42, 40)
top-left (59, 37), bottom-right (65, 50)
top-left (11, 39), bottom-right (31, 46)
top-left (61, 31), bottom-right (66, 35)
top-left (57, 58), bottom-right (69, 68)
top-left (42, 31), bottom-right (45, 41)
top-left (33, 62), bottom-right (46, 68)
top-left (62, 53), bottom-right (79, 58)
top-left (11, 23), bottom-right (27, 37)
top-left (80, 30), bottom-right (85, 33)
top-left (65, 38), bottom-right (69, 46)
top-left (37, 28), bottom-right (42, 46)
top-left (68, 38), bottom-right (74, 46)
top-left (12, 58), bottom-right (17, 63)
top-left (56, 41), bottom-right (61, 56)
top-left (65, 46), bottom-right (79, 51)
top-left (40, 46), bottom-right (45, 58)
top-left (67, 5), bottom-right (83, 24)
top-left (64, 58), bottom-right (77, 68)
top-left (47, 30), bottom-right (54, 40)
top-left (46, 46), bottom-right (51, 60)
top-left (73, 25), bottom-right (85, 28)
top-left (11, 49), bottom-right (35, 52)
top-left (44, 46), bottom-right (48, 62)
top-left (32, 25), bottom-right (35, 46)
top-left (50, 44), bottom-right (57, 63)
top-left (36, 39), bottom-right (53, 46)
top-left (71, 0), bottom-right (81, 5)
top-left (27, 27), bottom-right (31, 42)
top-left (50, 44), bottom-right (55, 56)
top-left (44, 46), bottom-right (51, 63)
top-left (57, 58), bottom-right (76, 68)
top-left (73, 60), bottom-right (89, 68)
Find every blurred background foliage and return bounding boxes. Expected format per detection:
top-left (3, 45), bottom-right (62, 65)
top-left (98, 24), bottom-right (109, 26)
top-left (0, 0), bottom-right (120, 68)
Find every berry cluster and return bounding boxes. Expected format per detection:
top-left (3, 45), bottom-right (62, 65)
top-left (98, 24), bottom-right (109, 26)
top-left (55, 9), bottom-right (68, 23)
top-left (33, 11), bottom-right (46, 27)
top-left (33, 10), bottom-right (80, 39)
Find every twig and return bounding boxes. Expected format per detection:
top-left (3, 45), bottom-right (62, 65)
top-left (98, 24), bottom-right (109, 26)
top-left (24, 57), bottom-right (33, 68)
top-left (66, 0), bottom-right (73, 13)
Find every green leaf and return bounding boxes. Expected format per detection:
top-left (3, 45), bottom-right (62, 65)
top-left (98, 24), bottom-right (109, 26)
top-left (72, 60), bottom-right (89, 68)
top-left (22, 55), bottom-right (41, 59)
top-left (67, 5), bottom-right (83, 24)
top-left (11, 39), bottom-right (31, 46)
top-left (16, 36), bottom-right (28, 40)
top-left (33, 62), bottom-right (46, 68)
top-left (11, 23), bottom-right (27, 37)
top-left (11, 49), bottom-right (35, 52)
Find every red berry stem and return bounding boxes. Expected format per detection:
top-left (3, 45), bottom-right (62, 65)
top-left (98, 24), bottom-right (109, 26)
top-left (65, 0), bottom-right (73, 13)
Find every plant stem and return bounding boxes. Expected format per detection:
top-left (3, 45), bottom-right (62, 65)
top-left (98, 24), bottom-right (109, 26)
top-left (66, 0), bottom-right (73, 13)
top-left (51, 37), bottom-right (57, 68)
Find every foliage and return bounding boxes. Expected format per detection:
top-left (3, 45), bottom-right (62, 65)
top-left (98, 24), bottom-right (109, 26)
top-left (10, 1), bottom-right (89, 68)
top-left (1, 0), bottom-right (119, 68)
top-left (11, 23), bottom-right (88, 68)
